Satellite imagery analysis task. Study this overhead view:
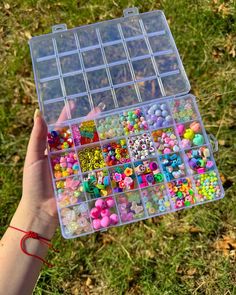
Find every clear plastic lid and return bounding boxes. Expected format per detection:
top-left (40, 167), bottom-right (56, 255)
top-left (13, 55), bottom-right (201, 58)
top-left (29, 8), bottom-right (190, 125)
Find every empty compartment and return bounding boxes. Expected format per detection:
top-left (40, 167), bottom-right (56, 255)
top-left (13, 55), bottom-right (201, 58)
top-left (96, 114), bottom-right (124, 140)
top-left (99, 22), bottom-right (121, 43)
top-left (149, 34), bottom-right (172, 53)
top-left (121, 18), bottom-right (142, 38)
top-left (82, 169), bottom-right (112, 199)
top-left (87, 69), bottom-right (109, 90)
top-left (30, 37), bottom-right (55, 58)
top-left (48, 125), bottom-right (74, 151)
top-left (40, 79), bottom-right (63, 101)
top-left (60, 53), bottom-right (81, 74)
top-left (155, 53), bottom-right (179, 74)
top-left (185, 146), bottom-right (215, 175)
top-left (50, 150), bottom-right (80, 179)
top-left (60, 203), bottom-right (92, 238)
top-left (176, 121), bottom-right (206, 149)
top-left (37, 58), bottom-right (58, 79)
top-left (116, 190), bottom-right (145, 223)
top-left (102, 138), bottom-right (131, 166)
top-left (115, 84), bottom-right (139, 107)
top-left (109, 164), bottom-right (137, 193)
top-left (134, 158), bottom-right (164, 188)
top-left (159, 152), bottom-right (186, 181)
top-left (43, 100), bottom-right (68, 125)
top-left (193, 171), bottom-right (223, 202)
top-left (82, 48), bottom-right (104, 69)
top-left (55, 175), bottom-right (86, 208)
top-left (167, 177), bottom-right (197, 209)
top-left (67, 95), bottom-right (91, 119)
top-left (104, 43), bottom-right (127, 64)
top-left (137, 79), bottom-right (162, 101)
top-left (76, 26), bottom-right (99, 48)
top-left (88, 196), bottom-right (120, 230)
top-left (132, 58), bottom-right (155, 80)
top-left (152, 127), bottom-right (180, 154)
top-left (54, 31), bottom-right (77, 53)
top-left (126, 38), bottom-right (149, 58)
top-left (77, 144), bottom-right (105, 172)
top-left (141, 184), bottom-right (171, 215)
top-left (64, 74), bottom-right (86, 96)
top-left (141, 11), bottom-right (166, 33)
top-left (170, 95), bottom-right (198, 123)
top-left (144, 102), bottom-right (173, 129)
top-left (92, 90), bottom-right (115, 111)
top-left (109, 63), bottom-right (133, 85)
top-left (161, 72), bottom-right (189, 96)
top-left (127, 133), bottom-right (156, 160)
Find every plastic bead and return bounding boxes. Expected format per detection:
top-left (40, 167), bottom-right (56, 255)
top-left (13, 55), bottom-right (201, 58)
top-left (152, 127), bottom-right (180, 154)
top-left (168, 178), bottom-right (196, 208)
top-left (127, 133), bottom-right (155, 160)
top-left (144, 103), bottom-right (172, 128)
top-left (47, 127), bottom-right (74, 151)
top-left (102, 139), bottom-right (130, 166)
top-left (120, 108), bottom-right (148, 135)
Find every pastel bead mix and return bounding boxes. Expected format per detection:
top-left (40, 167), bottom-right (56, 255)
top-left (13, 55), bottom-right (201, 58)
top-left (194, 171), bottom-right (221, 201)
top-left (83, 169), bottom-right (112, 198)
top-left (110, 164), bottom-right (137, 193)
top-left (152, 128), bottom-right (180, 154)
top-left (116, 191), bottom-right (145, 223)
top-left (60, 205), bottom-right (92, 237)
top-left (47, 127), bottom-right (74, 151)
top-left (102, 139), bottom-right (130, 166)
top-left (97, 115), bottom-right (124, 140)
top-left (51, 152), bottom-right (80, 179)
top-left (78, 146), bottom-right (105, 172)
top-left (141, 185), bottom-right (171, 215)
top-left (134, 159), bottom-right (163, 188)
top-left (120, 108), bottom-right (148, 135)
top-left (144, 103), bottom-right (172, 129)
top-left (177, 121), bottom-right (205, 148)
top-left (168, 178), bottom-right (196, 209)
top-left (171, 97), bottom-right (197, 123)
top-left (160, 153), bottom-right (185, 181)
top-left (186, 146), bottom-right (214, 174)
top-left (56, 176), bottom-right (85, 208)
top-left (127, 133), bottom-right (155, 160)
top-left (89, 197), bottom-right (119, 230)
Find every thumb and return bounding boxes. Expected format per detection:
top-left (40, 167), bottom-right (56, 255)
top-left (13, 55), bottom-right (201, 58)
top-left (25, 109), bottom-right (48, 166)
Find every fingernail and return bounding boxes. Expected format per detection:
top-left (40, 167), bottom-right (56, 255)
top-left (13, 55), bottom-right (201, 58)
top-left (34, 109), bottom-right (41, 121)
top-left (97, 102), bottom-right (106, 111)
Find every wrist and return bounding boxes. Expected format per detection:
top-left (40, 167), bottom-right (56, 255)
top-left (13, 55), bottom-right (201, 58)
top-left (10, 200), bottom-right (58, 240)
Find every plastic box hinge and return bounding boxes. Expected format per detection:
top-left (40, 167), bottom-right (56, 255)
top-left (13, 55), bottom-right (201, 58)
top-left (123, 7), bottom-right (139, 17)
top-left (52, 24), bottom-right (67, 33)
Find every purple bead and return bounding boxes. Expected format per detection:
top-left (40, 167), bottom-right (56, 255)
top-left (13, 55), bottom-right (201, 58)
top-left (162, 110), bottom-right (168, 117)
top-left (151, 115), bottom-right (157, 121)
top-left (155, 109), bottom-right (162, 116)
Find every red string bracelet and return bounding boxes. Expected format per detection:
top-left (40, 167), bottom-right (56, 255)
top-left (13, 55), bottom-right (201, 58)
top-left (9, 225), bottom-right (59, 268)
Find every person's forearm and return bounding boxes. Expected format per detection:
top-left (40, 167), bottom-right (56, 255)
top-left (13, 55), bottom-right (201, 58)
top-left (0, 201), bottom-right (57, 295)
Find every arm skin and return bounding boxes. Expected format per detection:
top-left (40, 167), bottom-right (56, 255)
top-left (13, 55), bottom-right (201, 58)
top-left (0, 110), bottom-right (58, 295)
top-left (0, 104), bottom-right (104, 295)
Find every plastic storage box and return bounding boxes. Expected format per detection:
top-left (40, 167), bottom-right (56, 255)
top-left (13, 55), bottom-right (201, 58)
top-left (29, 8), bottom-right (224, 239)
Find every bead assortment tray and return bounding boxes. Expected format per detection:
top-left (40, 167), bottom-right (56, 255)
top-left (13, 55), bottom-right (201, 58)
top-left (29, 8), bottom-right (224, 238)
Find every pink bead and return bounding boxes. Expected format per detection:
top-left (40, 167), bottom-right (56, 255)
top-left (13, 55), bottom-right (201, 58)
top-left (190, 122), bottom-right (201, 133)
top-left (169, 140), bottom-right (175, 147)
top-left (92, 219), bottom-right (101, 230)
top-left (163, 148), bottom-right (171, 154)
top-left (90, 207), bottom-right (101, 219)
top-left (181, 139), bottom-right (191, 148)
top-left (110, 214), bottom-right (119, 225)
top-left (106, 197), bottom-right (115, 208)
top-left (177, 124), bottom-right (185, 136)
top-left (100, 208), bottom-right (111, 217)
top-left (95, 199), bottom-right (107, 209)
top-left (60, 162), bottom-right (67, 168)
top-left (126, 212), bottom-right (133, 221)
top-left (100, 216), bottom-right (110, 228)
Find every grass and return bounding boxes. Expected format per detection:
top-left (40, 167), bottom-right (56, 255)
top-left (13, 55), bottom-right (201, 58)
top-left (0, 0), bottom-right (236, 294)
